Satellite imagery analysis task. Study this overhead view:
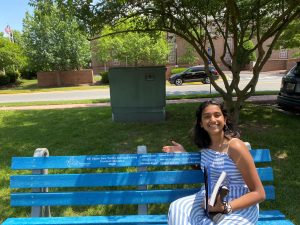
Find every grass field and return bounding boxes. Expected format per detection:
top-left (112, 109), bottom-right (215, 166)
top-left (0, 91), bottom-right (278, 108)
top-left (0, 77), bottom-right (104, 94)
top-left (0, 103), bottom-right (299, 224)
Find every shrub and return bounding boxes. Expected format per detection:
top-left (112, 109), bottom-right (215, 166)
top-left (20, 69), bottom-right (37, 80)
top-left (100, 71), bottom-right (109, 84)
top-left (6, 71), bottom-right (21, 83)
top-left (0, 72), bottom-right (10, 86)
top-left (171, 67), bottom-right (187, 75)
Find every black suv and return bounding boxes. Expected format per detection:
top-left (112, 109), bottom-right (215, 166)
top-left (277, 61), bottom-right (300, 109)
top-left (168, 65), bottom-right (219, 86)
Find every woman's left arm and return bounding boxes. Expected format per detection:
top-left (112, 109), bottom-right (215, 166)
top-left (226, 139), bottom-right (266, 211)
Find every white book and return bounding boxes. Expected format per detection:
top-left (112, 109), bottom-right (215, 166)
top-left (208, 171), bottom-right (227, 206)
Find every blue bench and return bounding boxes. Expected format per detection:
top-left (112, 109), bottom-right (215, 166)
top-left (2, 146), bottom-right (294, 225)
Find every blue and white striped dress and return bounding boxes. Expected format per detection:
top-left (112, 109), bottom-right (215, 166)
top-left (168, 148), bottom-right (259, 225)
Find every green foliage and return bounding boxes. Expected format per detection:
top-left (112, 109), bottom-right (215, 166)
top-left (171, 67), bottom-right (187, 74)
top-left (0, 73), bottom-right (10, 86)
top-left (96, 26), bottom-right (170, 66)
top-left (22, 1), bottom-right (91, 72)
top-left (6, 71), bottom-right (20, 83)
top-left (275, 19), bottom-right (300, 57)
top-left (178, 46), bottom-right (199, 65)
top-left (0, 35), bottom-right (27, 72)
top-left (243, 40), bottom-right (256, 62)
top-left (100, 71), bottom-right (109, 84)
top-left (20, 68), bottom-right (37, 80)
top-left (237, 39), bottom-right (257, 68)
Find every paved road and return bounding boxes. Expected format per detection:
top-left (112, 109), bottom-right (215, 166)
top-left (0, 71), bottom-right (284, 103)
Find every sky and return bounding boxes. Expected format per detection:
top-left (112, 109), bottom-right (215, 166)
top-left (0, 0), bottom-right (33, 34)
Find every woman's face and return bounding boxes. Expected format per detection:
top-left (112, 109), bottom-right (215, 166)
top-left (200, 104), bottom-right (226, 135)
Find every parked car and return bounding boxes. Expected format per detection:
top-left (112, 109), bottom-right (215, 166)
top-left (277, 61), bottom-right (300, 109)
top-left (168, 65), bottom-right (219, 86)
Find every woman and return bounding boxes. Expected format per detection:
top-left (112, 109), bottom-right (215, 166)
top-left (163, 100), bottom-right (265, 224)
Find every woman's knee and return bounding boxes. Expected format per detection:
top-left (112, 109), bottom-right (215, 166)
top-left (169, 195), bottom-right (196, 215)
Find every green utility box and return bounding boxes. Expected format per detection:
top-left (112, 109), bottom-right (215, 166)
top-left (109, 66), bottom-right (166, 122)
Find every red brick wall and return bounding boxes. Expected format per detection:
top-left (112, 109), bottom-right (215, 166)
top-left (287, 58), bottom-right (300, 71)
top-left (261, 60), bottom-right (287, 72)
top-left (37, 70), bottom-right (94, 87)
top-left (260, 58), bottom-right (300, 72)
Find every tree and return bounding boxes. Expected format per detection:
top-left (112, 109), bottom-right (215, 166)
top-left (0, 33), bottom-right (26, 73)
top-left (56, 0), bottom-right (300, 126)
top-left (242, 40), bottom-right (256, 63)
top-left (22, 0), bottom-right (91, 72)
top-left (95, 26), bottom-right (170, 69)
top-left (275, 19), bottom-right (300, 57)
top-left (178, 45), bottom-right (199, 65)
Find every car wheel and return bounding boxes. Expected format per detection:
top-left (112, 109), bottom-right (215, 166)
top-left (203, 77), bottom-right (210, 84)
top-left (175, 78), bottom-right (183, 86)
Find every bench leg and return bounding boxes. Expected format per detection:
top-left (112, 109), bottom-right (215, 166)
top-left (137, 145), bottom-right (148, 215)
top-left (31, 204), bottom-right (51, 217)
top-left (31, 148), bottom-right (51, 217)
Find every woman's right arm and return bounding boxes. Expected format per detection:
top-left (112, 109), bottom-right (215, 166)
top-left (162, 141), bottom-right (186, 153)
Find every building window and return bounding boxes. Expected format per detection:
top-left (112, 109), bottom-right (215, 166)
top-left (279, 48), bottom-right (288, 59)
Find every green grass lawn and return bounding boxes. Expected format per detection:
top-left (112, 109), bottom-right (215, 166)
top-left (0, 103), bottom-right (299, 223)
top-left (0, 76), bottom-right (105, 94)
top-left (0, 91), bottom-right (278, 108)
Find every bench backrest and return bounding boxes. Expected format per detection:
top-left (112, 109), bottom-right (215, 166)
top-left (10, 149), bottom-right (274, 209)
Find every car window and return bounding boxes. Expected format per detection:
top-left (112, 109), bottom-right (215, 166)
top-left (185, 68), bottom-right (193, 73)
top-left (191, 67), bottom-right (202, 72)
top-left (293, 64), bottom-right (300, 76)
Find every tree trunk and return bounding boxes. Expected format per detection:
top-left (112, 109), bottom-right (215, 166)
top-left (223, 97), bottom-right (242, 131)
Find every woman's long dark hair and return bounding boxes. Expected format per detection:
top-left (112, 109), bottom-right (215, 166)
top-left (193, 100), bottom-right (239, 148)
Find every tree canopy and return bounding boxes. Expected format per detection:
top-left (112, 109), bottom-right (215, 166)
top-left (54, 0), bottom-right (300, 125)
top-left (95, 26), bottom-right (170, 69)
top-left (0, 33), bottom-right (26, 73)
top-left (22, 0), bottom-right (91, 72)
top-left (275, 19), bottom-right (300, 57)
top-left (178, 45), bottom-right (199, 65)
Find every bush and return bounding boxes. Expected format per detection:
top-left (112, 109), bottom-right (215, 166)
top-left (20, 69), bottom-right (37, 80)
top-left (6, 71), bottom-right (20, 83)
top-left (100, 71), bottom-right (109, 84)
top-left (171, 67), bottom-right (187, 75)
top-left (0, 72), bottom-right (10, 86)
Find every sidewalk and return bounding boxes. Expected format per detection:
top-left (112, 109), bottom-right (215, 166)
top-left (0, 95), bottom-right (277, 111)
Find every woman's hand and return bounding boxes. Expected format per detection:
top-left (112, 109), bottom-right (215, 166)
top-left (202, 195), bottom-right (225, 213)
top-left (207, 197), bottom-right (225, 213)
top-left (162, 141), bottom-right (186, 153)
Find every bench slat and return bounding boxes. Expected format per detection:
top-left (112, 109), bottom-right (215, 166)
top-left (11, 185), bottom-right (275, 206)
top-left (1, 211), bottom-right (292, 225)
top-left (11, 153), bottom-right (201, 170)
top-left (257, 220), bottom-right (294, 225)
top-left (10, 167), bottom-right (273, 189)
top-left (11, 170), bottom-right (203, 188)
top-left (2, 215), bottom-right (167, 225)
top-left (11, 189), bottom-right (200, 206)
top-left (11, 150), bottom-right (271, 170)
